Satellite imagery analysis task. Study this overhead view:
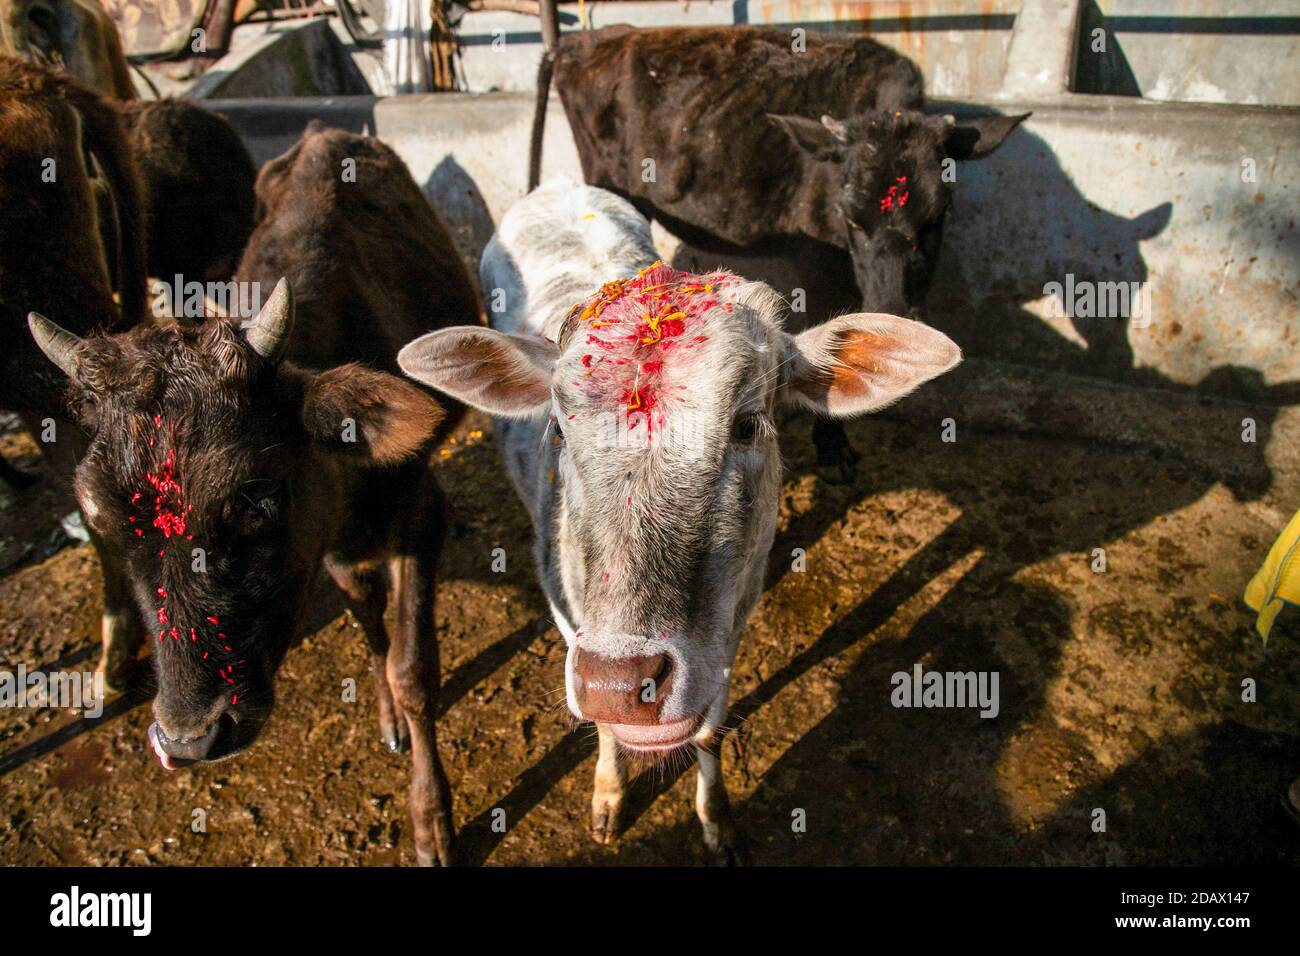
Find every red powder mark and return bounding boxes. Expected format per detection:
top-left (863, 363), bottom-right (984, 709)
top-left (566, 262), bottom-right (740, 438)
top-left (879, 176), bottom-right (910, 213)
top-left (131, 418), bottom-right (246, 709)
top-left (146, 449), bottom-right (187, 538)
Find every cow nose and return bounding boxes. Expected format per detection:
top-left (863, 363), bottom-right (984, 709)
top-left (572, 649), bottom-right (673, 725)
top-left (150, 698), bottom-right (237, 766)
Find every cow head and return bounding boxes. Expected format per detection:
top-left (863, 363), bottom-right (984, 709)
top-left (27, 280), bottom-right (444, 768)
top-left (769, 109), bottom-right (1029, 317)
top-left (399, 263), bottom-right (960, 754)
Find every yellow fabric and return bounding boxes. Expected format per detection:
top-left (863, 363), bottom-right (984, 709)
top-left (1244, 509), bottom-right (1300, 642)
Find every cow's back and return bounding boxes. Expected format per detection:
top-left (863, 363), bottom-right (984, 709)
top-left (0, 55), bottom-right (145, 412)
top-left (235, 124), bottom-right (481, 377)
top-left (480, 178), bottom-right (658, 521)
top-left (552, 26), bottom-right (923, 243)
top-left (481, 178), bottom-right (658, 341)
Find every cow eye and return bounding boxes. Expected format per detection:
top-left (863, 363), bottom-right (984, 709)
top-left (731, 413), bottom-right (763, 444)
top-left (242, 487), bottom-right (282, 529)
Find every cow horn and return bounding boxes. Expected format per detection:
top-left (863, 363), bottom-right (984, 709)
top-left (244, 278), bottom-right (294, 364)
top-left (28, 312), bottom-right (84, 381)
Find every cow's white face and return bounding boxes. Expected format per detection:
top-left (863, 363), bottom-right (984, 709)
top-left (400, 263), bottom-right (961, 754)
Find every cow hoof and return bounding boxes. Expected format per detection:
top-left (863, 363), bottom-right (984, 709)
top-left (417, 841), bottom-right (456, 867)
top-left (380, 715), bottom-right (410, 753)
top-left (701, 821), bottom-right (745, 866)
top-left (591, 799), bottom-right (622, 845)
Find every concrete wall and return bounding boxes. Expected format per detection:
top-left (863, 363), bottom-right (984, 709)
top-left (1074, 0), bottom-right (1300, 106)
top-left (187, 18), bottom-right (371, 99)
top-left (209, 89), bottom-right (1298, 398)
top-left (454, 0), bottom-right (1018, 98)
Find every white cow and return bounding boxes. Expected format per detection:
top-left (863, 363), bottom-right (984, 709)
top-left (399, 178), bottom-right (962, 861)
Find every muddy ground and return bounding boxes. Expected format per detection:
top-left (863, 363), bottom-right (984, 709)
top-left (1, 369), bottom-right (1298, 867)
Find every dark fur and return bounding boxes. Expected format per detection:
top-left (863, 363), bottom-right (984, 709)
top-left (540, 26), bottom-right (922, 241)
top-left (67, 125), bottom-right (481, 866)
top-left (534, 26), bottom-right (1025, 313)
top-left (0, 56), bottom-right (148, 696)
top-left (0, 54), bottom-right (145, 412)
top-left (118, 98), bottom-right (258, 283)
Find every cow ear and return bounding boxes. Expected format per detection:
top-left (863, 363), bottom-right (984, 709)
top-left (783, 314), bottom-right (961, 416)
top-left (398, 327), bottom-right (556, 418)
top-left (302, 364), bottom-right (445, 465)
top-left (768, 113), bottom-right (845, 158)
top-left (943, 112), bottom-right (1030, 160)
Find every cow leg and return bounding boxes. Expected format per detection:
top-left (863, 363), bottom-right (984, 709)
top-left (812, 417), bottom-right (860, 483)
top-left (591, 722), bottom-right (626, 844)
top-left (694, 732), bottom-right (741, 865)
top-left (325, 559), bottom-right (407, 752)
top-left (92, 531), bottom-right (143, 694)
top-left (387, 537), bottom-right (456, 867)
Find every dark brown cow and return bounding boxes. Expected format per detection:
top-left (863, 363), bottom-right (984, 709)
top-left (28, 124), bottom-right (481, 866)
top-left (119, 98), bottom-right (257, 284)
top-left (0, 53), bottom-right (147, 680)
top-left (2, 0), bottom-right (256, 283)
top-left (530, 25), bottom-right (1027, 472)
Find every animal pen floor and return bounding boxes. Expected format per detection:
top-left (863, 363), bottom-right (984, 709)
top-left (2, 360), bottom-right (1298, 867)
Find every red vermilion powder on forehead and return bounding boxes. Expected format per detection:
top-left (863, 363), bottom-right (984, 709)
top-left (566, 261), bottom-right (738, 433)
top-left (147, 448), bottom-right (187, 538)
top-left (879, 175), bottom-right (910, 213)
top-left (131, 415), bottom-right (243, 704)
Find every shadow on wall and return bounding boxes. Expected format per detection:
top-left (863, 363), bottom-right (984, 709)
top-left (423, 154), bottom-right (496, 297)
top-left (926, 116), bottom-right (1176, 390)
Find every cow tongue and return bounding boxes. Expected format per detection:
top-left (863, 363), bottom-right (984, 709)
top-left (148, 721), bottom-right (196, 771)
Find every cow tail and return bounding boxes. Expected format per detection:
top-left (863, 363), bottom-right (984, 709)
top-left (528, 0), bottom-right (560, 191)
top-left (528, 51), bottom-right (554, 192)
